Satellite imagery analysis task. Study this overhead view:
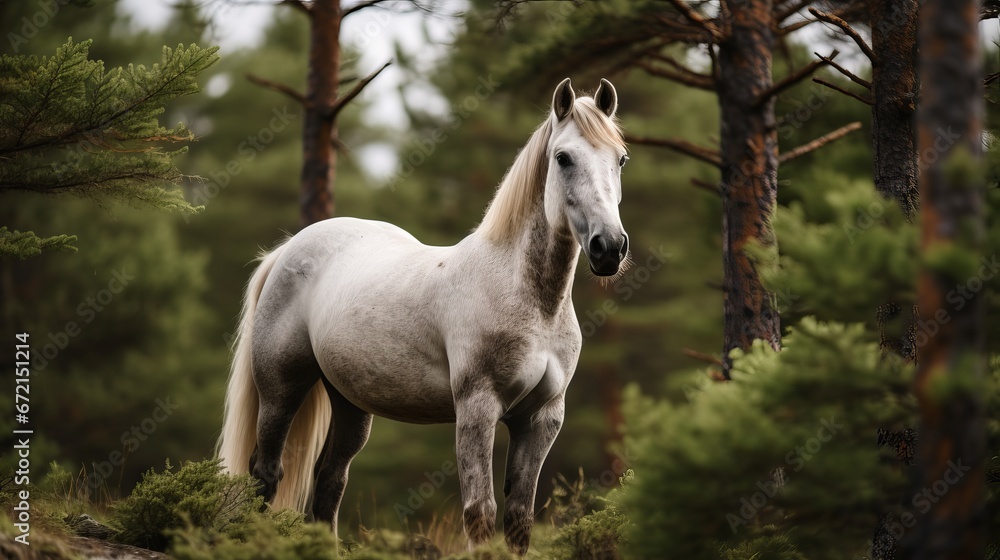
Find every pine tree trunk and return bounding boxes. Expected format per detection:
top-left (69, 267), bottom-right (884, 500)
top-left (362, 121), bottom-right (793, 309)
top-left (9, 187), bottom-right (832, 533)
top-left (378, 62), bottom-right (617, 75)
top-left (300, 0), bottom-right (341, 227)
top-left (903, 0), bottom-right (986, 557)
top-left (870, 0), bottom-right (919, 218)
top-left (717, 0), bottom-right (781, 378)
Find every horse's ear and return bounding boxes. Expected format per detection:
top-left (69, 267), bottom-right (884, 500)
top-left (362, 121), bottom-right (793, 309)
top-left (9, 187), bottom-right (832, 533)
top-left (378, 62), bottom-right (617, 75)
top-left (594, 78), bottom-right (617, 117)
top-left (552, 78), bottom-right (575, 121)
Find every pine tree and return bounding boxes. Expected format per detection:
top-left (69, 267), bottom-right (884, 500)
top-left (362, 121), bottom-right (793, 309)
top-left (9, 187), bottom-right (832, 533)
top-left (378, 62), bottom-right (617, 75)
top-left (0, 38), bottom-right (219, 259)
top-left (498, 0), bottom-right (861, 377)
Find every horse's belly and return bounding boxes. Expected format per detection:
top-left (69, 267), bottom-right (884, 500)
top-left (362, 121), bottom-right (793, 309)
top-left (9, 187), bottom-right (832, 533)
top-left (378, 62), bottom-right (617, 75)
top-left (314, 335), bottom-right (456, 424)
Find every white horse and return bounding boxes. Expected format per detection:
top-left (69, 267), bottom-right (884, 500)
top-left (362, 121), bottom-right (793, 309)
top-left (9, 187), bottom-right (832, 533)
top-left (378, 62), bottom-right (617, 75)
top-left (218, 78), bottom-right (629, 555)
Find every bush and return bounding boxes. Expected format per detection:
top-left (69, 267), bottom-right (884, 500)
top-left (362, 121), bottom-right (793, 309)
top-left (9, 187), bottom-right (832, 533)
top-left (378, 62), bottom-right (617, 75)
top-left (111, 459), bottom-right (262, 551)
top-left (170, 516), bottom-right (341, 560)
top-left (547, 506), bottom-right (629, 560)
top-left (621, 320), bottom-right (915, 559)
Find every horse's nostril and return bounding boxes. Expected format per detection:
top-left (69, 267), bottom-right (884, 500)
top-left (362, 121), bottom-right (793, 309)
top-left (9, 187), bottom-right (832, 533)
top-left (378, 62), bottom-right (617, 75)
top-left (589, 235), bottom-right (606, 256)
top-left (620, 234), bottom-right (629, 259)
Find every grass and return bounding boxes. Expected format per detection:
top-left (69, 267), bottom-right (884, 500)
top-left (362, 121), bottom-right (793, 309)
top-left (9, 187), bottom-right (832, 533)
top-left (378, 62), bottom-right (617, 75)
top-left (0, 460), bottom-right (628, 560)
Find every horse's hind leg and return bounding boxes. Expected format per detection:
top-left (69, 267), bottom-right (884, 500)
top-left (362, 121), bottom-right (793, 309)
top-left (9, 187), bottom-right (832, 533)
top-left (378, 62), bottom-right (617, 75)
top-left (501, 398), bottom-right (564, 556)
top-left (250, 341), bottom-right (322, 503)
top-left (311, 378), bottom-right (372, 537)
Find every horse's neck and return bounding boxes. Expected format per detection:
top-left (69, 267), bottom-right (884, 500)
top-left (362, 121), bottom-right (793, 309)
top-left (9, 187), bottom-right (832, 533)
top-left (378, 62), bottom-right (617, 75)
top-left (514, 203), bottom-right (579, 318)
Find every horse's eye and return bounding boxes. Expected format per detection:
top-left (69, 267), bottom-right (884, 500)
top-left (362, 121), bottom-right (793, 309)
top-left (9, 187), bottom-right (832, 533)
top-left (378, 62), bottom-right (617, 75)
top-left (619, 155), bottom-right (629, 168)
top-left (556, 153), bottom-right (572, 167)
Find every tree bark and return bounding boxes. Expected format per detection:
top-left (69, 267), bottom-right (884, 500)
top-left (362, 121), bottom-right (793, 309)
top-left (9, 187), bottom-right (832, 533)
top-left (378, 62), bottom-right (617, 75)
top-left (717, 0), bottom-right (781, 377)
top-left (902, 0), bottom-right (986, 557)
top-left (300, 0), bottom-right (342, 227)
top-left (870, 0), bottom-right (919, 218)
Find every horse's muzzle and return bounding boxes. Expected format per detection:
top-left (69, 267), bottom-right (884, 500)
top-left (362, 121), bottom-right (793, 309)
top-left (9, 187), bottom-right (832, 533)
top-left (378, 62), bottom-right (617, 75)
top-left (587, 232), bottom-right (628, 276)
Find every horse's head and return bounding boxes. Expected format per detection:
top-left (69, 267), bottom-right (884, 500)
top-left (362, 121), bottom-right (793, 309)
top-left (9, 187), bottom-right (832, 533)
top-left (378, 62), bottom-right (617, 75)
top-left (545, 78), bottom-right (629, 277)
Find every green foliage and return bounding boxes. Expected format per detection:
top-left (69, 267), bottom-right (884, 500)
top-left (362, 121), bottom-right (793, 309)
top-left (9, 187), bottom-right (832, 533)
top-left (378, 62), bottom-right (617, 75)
top-left (718, 534), bottom-right (806, 560)
top-left (622, 319), bottom-right (914, 559)
top-left (0, 37), bottom-right (217, 258)
top-left (758, 179), bottom-right (917, 327)
top-left (170, 516), bottom-right (341, 560)
top-left (111, 459), bottom-right (262, 551)
top-left (547, 506), bottom-right (629, 560)
top-left (0, 38), bottom-right (217, 201)
top-left (0, 227), bottom-right (77, 259)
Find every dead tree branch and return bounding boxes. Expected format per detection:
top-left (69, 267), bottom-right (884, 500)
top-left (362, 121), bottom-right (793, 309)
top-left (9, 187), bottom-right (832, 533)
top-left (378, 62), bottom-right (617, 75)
top-left (329, 60), bottom-right (392, 119)
top-left (815, 51), bottom-right (871, 89)
top-left (755, 50), bottom-right (838, 106)
top-left (813, 77), bottom-right (873, 105)
top-left (808, 7), bottom-right (875, 61)
top-left (779, 121), bottom-right (862, 163)
top-left (626, 135), bottom-right (722, 167)
top-left (246, 74), bottom-right (307, 106)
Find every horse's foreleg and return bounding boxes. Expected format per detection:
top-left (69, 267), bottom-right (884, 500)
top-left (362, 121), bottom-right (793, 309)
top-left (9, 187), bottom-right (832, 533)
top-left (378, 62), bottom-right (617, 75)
top-left (502, 397), bottom-right (565, 556)
top-left (455, 392), bottom-right (503, 548)
top-left (311, 378), bottom-right (372, 537)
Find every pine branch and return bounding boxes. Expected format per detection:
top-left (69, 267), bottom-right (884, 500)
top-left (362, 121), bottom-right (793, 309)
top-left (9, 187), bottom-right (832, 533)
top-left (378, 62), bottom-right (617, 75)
top-left (683, 347), bottom-right (722, 365)
top-left (755, 50), bottom-right (838, 107)
top-left (344, 0), bottom-right (392, 17)
top-left (808, 7), bottom-right (875, 61)
top-left (815, 51), bottom-right (871, 90)
top-left (779, 121), bottom-right (862, 163)
top-left (812, 77), bottom-right (874, 105)
top-left (0, 228), bottom-right (77, 260)
top-left (636, 60), bottom-right (715, 90)
top-left (246, 73), bottom-right (307, 106)
top-left (281, 0), bottom-right (311, 14)
top-left (626, 135), bottom-right (721, 167)
top-left (691, 177), bottom-right (720, 196)
top-left (665, 0), bottom-right (722, 41)
top-left (776, 0), bottom-right (810, 22)
top-left (777, 18), bottom-right (814, 36)
top-left (329, 60), bottom-right (391, 120)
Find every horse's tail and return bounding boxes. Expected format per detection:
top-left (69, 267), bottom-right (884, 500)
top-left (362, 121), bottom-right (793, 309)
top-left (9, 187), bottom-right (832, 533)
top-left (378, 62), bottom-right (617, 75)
top-left (217, 239), bottom-right (331, 512)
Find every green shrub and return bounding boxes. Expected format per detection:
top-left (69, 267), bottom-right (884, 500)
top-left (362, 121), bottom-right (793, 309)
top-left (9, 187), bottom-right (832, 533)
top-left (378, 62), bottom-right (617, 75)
top-left (718, 534), bottom-right (806, 560)
top-left (547, 506), bottom-right (629, 560)
top-left (621, 320), bottom-right (914, 559)
top-left (170, 516), bottom-right (341, 560)
top-left (112, 459), bottom-right (262, 551)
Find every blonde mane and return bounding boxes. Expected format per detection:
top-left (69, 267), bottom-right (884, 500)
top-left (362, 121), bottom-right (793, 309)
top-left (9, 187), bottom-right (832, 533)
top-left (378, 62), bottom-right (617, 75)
top-left (476, 97), bottom-right (626, 242)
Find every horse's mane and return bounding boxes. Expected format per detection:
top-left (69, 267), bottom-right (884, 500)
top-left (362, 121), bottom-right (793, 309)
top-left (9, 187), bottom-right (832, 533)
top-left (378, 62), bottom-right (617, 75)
top-left (476, 97), bottom-right (625, 242)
